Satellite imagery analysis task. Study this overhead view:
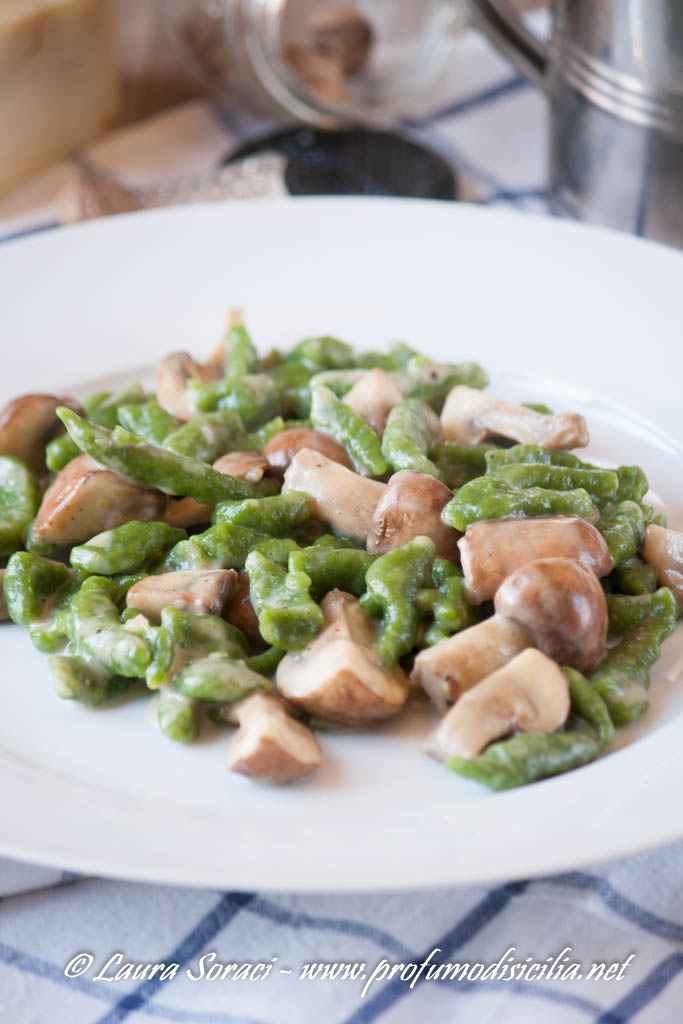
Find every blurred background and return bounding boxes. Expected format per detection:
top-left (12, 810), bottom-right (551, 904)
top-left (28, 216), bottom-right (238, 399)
top-left (1, 0), bottom-right (681, 246)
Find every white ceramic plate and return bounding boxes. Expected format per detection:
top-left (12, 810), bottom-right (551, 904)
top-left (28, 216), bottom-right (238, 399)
top-left (1, 198), bottom-right (683, 892)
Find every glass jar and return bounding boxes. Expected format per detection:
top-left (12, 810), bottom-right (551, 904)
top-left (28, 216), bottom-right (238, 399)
top-left (166, 0), bottom-right (468, 127)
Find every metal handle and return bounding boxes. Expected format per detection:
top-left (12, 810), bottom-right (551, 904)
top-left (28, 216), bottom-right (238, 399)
top-left (468, 0), bottom-right (549, 90)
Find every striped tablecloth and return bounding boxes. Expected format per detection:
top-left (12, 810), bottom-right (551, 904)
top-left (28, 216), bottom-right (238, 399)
top-left (2, 16), bottom-right (683, 1024)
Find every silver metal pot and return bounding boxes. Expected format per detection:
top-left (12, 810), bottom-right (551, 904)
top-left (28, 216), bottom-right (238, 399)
top-left (469, 0), bottom-right (683, 247)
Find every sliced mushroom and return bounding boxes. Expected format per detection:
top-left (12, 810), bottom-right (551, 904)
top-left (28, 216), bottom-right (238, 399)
top-left (0, 569), bottom-right (8, 622)
top-left (282, 448), bottom-right (385, 541)
top-left (0, 393), bottom-right (83, 475)
top-left (162, 496), bottom-right (213, 528)
top-left (458, 515), bottom-right (612, 604)
top-left (222, 571), bottom-right (265, 649)
top-left (157, 351), bottom-right (223, 422)
top-left (276, 589), bottom-right (409, 724)
top-left (213, 451), bottom-right (270, 482)
top-left (368, 470), bottom-right (461, 559)
top-left (441, 386), bottom-right (589, 450)
top-left (494, 557), bottom-right (608, 673)
top-left (126, 569), bottom-right (238, 621)
top-left (226, 692), bottom-right (322, 784)
top-left (425, 648), bottom-right (570, 763)
top-left (342, 368), bottom-right (403, 437)
top-left (33, 454), bottom-right (167, 544)
top-left (642, 524), bottom-right (683, 606)
top-left (411, 615), bottom-right (534, 715)
top-left (263, 428), bottom-right (353, 476)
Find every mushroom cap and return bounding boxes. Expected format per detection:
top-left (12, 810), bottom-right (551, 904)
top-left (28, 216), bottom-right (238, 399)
top-left (282, 448), bottom-right (385, 541)
top-left (0, 393), bottom-right (83, 475)
top-left (126, 568), bottom-right (239, 622)
top-left (425, 648), bottom-right (570, 763)
top-left (263, 428), bottom-right (353, 476)
top-left (441, 386), bottom-right (589, 449)
top-left (494, 557), bottom-right (608, 674)
top-left (226, 692), bottom-right (322, 784)
top-left (411, 614), bottom-right (534, 715)
top-left (276, 589), bottom-right (409, 724)
top-left (33, 454), bottom-right (167, 543)
top-left (213, 451), bottom-right (270, 482)
top-left (368, 470), bottom-right (461, 559)
top-left (642, 524), bottom-right (683, 606)
top-left (222, 571), bottom-right (265, 649)
top-left (342, 368), bottom-right (403, 437)
top-left (458, 515), bottom-right (613, 604)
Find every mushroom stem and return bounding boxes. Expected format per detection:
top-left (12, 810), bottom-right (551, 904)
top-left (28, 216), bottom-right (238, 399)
top-left (126, 569), bottom-right (238, 621)
top-left (641, 524), bottom-right (683, 607)
top-left (276, 589), bottom-right (409, 724)
top-left (411, 614), bottom-right (534, 715)
top-left (441, 386), bottom-right (589, 450)
top-left (425, 648), bottom-right (570, 763)
top-left (342, 368), bottom-right (403, 437)
top-left (458, 515), bottom-right (612, 604)
top-left (282, 448), bottom-right (385, 541)
top-left (226, 693), bottom-right (322, 784)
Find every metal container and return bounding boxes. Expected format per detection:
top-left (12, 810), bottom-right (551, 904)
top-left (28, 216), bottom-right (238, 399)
top-left (470, 0), bottom-right (683, 247)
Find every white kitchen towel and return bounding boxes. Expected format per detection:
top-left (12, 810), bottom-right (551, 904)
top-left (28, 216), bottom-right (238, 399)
top-left (2, 14), bottom-right (681, 1024)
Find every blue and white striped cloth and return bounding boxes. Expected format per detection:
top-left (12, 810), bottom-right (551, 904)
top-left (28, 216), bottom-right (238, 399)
top-left (3, 844), bottom-right (683, 1023)
top-left (2, 15), bottom-right (683, 1023)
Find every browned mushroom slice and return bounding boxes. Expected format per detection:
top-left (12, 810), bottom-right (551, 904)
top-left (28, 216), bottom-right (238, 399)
top-left (263, 428), bottom-right (354, 476)
top-left (494, 557), bottom-right (608, 674)
top-left (641, 524), bottom-right (683, 606)
top-left (368, 470), bottom-right (461, 559)
top-left (213, 451), bottom-right (270, 482)
top-left (33, 453), bottom-right (167, 544)
top-left (226, 693), bottom-right (322, 784)
top-left (342, 368), bottom-right (403, 438)
top-left (157, 351), bottom-right (223, 422)
top-left (441, 386), bottom-right (589, 450)
top-left (0, 393), bottom-right (83, 475)
top-left (411, 615), bottom-right (534, 715)
top-left (126, 569), bottom-right (238, 621)
top-left (282, 448), bottom-right (385, 541)
top-left (0, 569), bottom-right (8, 622)
top-left (458, 515), bottom-right (612, 604)
top-left (222, 572), bottom-right (265, 649)
top-left (425, 648), bottom-right (570, 763)
top-left (162, 496), bottom-right (213, 528)
top-left (276, 589), bottom-right (409, 724)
